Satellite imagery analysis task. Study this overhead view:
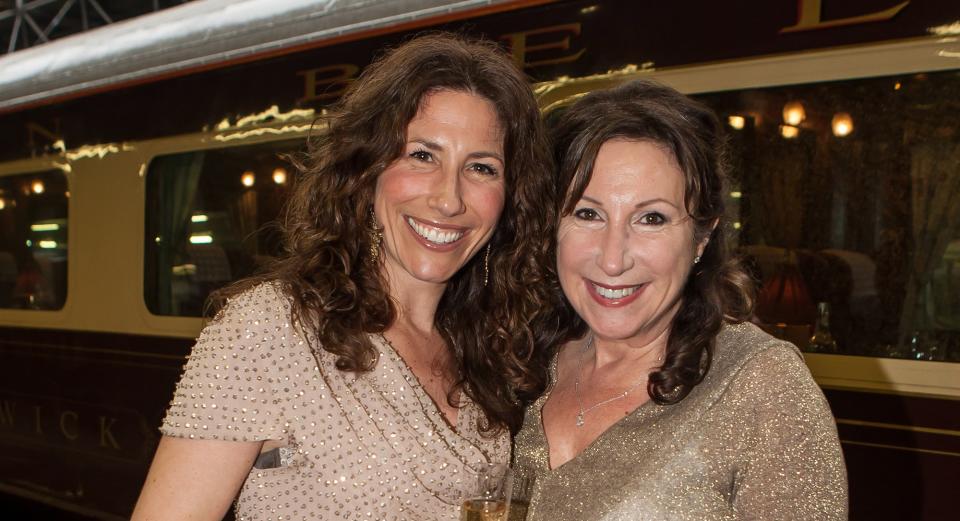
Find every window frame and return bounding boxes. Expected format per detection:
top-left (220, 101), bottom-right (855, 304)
top-left (0, 159), bottom-right (73, 320)
top-left (135, 126), bottom-right (311, 335)
top-left (141, 134), bottom-right (305, 318)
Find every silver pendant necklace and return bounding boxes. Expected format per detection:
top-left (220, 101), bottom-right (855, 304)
top-left (573, 335), bottom-right (660, 427)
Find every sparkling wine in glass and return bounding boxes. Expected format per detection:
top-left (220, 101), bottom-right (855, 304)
top-left (460, 463), bottom-right (512, 521)
top-left (460, 497), bottom-right (507, 521)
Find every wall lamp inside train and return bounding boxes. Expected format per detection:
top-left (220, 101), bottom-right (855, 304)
top-left (832, 112), bottom-right (854, 137)
top-left (780, 125), bottom-right (800, 139)
top-left (782, 101), bottom-right (806, 126)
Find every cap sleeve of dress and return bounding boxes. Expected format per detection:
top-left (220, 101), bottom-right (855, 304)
top-left (160, 282), bottom-right (296, 442)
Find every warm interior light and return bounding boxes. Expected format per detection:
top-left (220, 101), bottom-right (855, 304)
top-left (894, 82), bottom-right (902, 90)
top-left (273, 168), bottom-right (288, 185)
top-left (730, 191), bottom-right (743, 199)
top-left (30, 223), bottom-right (60, 232)
top-left (579, 5), bottom-right (599, 14)
top-left (780, 125), bottom-right (799, 139)
top-left (782, 101), bottom-right (806, 126)
top-left (241, 171), bottom-right (255, 187)
top-left (0, 199), bottom-right (5, 210)
top-left (189, 234), bottom-right (214, 244)
top-left (727, 116), bottom-right (745, 130)
top-left (31, 180), bottom-right (45, 194)
top-left (733, 222), bottom-right (742, 230)
top-left (832, 112), bottom-right (854, 137)
top-left (191, 214), bottom-right (209, 223)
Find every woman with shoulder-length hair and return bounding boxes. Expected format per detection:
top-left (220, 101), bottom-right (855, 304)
top-left (133, 33), bottom-right (558, 521)
top-left (512, 79), bottom-right (847, 520)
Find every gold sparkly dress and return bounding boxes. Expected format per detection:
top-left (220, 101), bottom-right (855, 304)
top-left (512, 322), bottom-right (847, 521)
top-left (161, 283), bottom-right (509, 520)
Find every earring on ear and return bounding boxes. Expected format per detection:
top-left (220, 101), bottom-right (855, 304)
top-left (694, 237), bottom-right (709, 265)
top-left (368, 209), bottom-right (382, 262)
top-left (483, 243), bottom-right (491, 287)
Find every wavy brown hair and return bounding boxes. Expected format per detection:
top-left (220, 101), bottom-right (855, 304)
top-left (549, 79), bottom-right (755, 404)
top-left (211, 33), bottom-right (560, 434)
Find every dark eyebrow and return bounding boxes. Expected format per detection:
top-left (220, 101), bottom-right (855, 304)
top-left (636, 198), bottom-right (680, 210)
top-left (467, 151), bottom-right (504, 164)
top-left (410, 139), bottom-right (504, 164)
top-left (581, 195), bottom-right (603, 206)
top-left (411, 138), bottom-right (443, 151)
top-left (579, 195), bottom-right (680, 210)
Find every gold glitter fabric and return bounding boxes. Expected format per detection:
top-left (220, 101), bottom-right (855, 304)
top-left (161, 283), bottom-right (508, 520)
top-left (512, 322), bottom-right (847, 520)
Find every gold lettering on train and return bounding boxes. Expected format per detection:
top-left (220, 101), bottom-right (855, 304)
top-left (34, 405), bottom-right (43, 435)
top-left (0, 400), bottom-right (15, 426)
top-left (59, 410), bottom-right (79, 441)
top-left (500, 23), bottom-right (586, 68)
top-left (0, 397), bottom-right (134, 453)
top-left (99, 416), bottom-right (121, 450)
top-left (297, 64), bottom-right (360, 104)
top-left (780, 0), bottom-right (910, 33)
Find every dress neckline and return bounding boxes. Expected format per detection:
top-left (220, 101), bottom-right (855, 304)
top-left (536, 345), bottom-right (660, 472)
top-left (372, 332), bottom-right (467, 436)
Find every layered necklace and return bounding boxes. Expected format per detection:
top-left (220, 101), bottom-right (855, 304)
top-left (573, 335), bottom-right (662, 427)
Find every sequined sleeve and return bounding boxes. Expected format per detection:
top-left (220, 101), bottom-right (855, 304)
top-left (160, 283), bottom-right (294, 442)
top-left (726, 342), bottom-right (848, 520)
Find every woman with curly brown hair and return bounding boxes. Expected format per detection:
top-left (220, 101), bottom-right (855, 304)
top-left (511, 79), bottom-right (847, 520)
top-left (132, 33), bottom-right (558, 521)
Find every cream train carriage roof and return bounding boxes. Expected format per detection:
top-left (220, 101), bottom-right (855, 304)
top-left (0, 0), bottom-right (519, 113)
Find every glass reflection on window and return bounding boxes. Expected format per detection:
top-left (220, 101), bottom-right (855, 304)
top-left (694, 70), bottom-right (960, 362)
top-left (0, 170), bottom-right (69, 310)
top-left (144, 139), bottom-right (301, 316)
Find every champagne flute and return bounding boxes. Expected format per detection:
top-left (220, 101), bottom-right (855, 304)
top-left (507, 473), bottom-right (534, 521)
top-left (460, 463), bottom-right (513, 521)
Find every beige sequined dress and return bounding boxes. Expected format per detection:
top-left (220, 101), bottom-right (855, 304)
top-left (512, 322), bottom-right (847, 521)
top-left (161, 283), bottom-right (509, 520)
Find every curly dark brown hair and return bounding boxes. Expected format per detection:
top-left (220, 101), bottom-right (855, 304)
top-left (549, 79), bottom-right (755, 404)
top-left (212, 33), bottom-right (560, 434)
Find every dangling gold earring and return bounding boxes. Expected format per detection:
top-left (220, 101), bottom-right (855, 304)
top-left (368, 209), bottom-right (382, 262)
top-left (483, 243), bottom-right (491, 287)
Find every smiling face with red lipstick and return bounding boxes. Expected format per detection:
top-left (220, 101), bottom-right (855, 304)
top-left (557, 138), bottom-right (708, 346)
top-left (374, 89), bottom-right (506, 289)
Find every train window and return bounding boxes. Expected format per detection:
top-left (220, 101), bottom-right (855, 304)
top-left (144, 139), bottom-right (302, 316)
top-left (0, 169), bottom-right (69, 310)
top-left (690, 69), bottom-right (960, 362)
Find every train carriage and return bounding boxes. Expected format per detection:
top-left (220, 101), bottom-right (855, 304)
top-left (0, 0), bottom-right (958, 519)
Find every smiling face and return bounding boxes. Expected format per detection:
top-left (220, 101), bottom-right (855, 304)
top-left (557, 139), bottom-right (708, 345)
top-left (374, 89), bottom-right (506, 290)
